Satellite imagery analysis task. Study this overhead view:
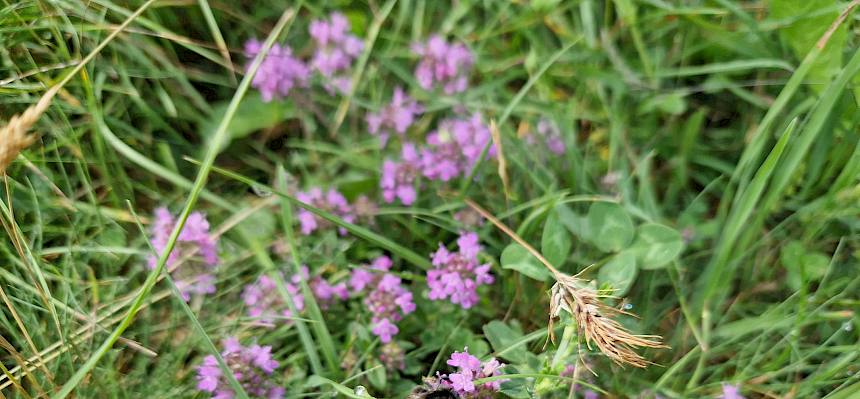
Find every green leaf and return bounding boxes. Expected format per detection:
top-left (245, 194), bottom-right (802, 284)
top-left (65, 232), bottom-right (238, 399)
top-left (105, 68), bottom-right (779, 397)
top-left (597, 250), bottom-right (638, 296)
top-left (771, 0), bottom-right (846, 94)
top-left (780, 241), bottom-right (830, 290)
top-left (541, 208), bottom-right (572, 267)
top-left (202, 94), bottom-right (297, 150)
top-left (586, 202), bottom-right (634, 252)
top-left (555, 204), bottom-right (588, 238)
top-left (366, 359), bottom-right (387, 390)
top-left (236, 205), bottom-right (276, 241)
top-left (631, 223), bottom-right (684, 270)
top-left (501, 244), bottom-right (553, 282)
top-left (483, 320), bottom-right (529, 363)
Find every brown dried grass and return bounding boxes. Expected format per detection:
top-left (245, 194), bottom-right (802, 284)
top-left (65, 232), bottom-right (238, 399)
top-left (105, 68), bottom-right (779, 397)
top-left (0, 87), bottom-right (58, 174)
top-left (465, 199), bottom-right (667, 368)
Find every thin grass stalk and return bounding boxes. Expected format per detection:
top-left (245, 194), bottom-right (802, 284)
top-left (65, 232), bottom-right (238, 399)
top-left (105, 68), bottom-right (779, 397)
top-left (457, 39), bottom-right (580, 200)
top-left (275, 166), bottom-right (338, 376)
top-left (331, 0), bottom-right (397, 135)
top-left (127, 203), bottom-right (250, 398)
top-left (0, 202), bottom-right (264, 390)
top-left (52, 8), bottom-right (297, 398)
top-left (731, 0), bottom-right (860, 201)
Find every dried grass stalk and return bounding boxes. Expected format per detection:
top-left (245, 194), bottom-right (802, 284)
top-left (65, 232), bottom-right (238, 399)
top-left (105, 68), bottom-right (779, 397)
top-left (550, 274), bottom-right (667, 368)
top-left (0, 87), bottom-right (59, 173)
top-left (465, 198), bottom-right (667, 368)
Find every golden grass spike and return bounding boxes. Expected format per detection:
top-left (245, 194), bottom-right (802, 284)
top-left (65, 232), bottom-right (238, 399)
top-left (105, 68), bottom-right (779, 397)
top-left (0, 87), bottom-right (57, 173)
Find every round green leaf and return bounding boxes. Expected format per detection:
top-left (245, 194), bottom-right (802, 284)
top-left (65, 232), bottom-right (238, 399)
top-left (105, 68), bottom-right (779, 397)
top-left (541, 208), bottom-right (572, 267)
top-left (586, 202), bottom-right (634, 252)
top-left (482, 320), bottom-right (528, 363)
top-left (501, 243), bottom-right (553, 281)
top-left (631, 223), bottom-right (684, 270)
top-left (598, 250), bottom-right (638, 296)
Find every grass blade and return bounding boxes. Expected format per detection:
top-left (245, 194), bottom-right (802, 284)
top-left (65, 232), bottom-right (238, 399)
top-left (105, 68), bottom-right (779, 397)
top-left (275, 165), bottom-right (339, 376)
top-left (52, 8), bottom-right (298, 397)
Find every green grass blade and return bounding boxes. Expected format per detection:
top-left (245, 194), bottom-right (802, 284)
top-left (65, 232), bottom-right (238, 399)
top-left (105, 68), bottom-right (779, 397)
top-left (458, 38), bottom-right (580, 198)
top-left (694, 119), bottom-right (798, 314)
top-left (126, 203), bottom-right (249, 399)
top-left (275, 165), bottom-right (339, 376)
top-left (331, 0), bottom-right (397, 135)
top-left (52, 8), bottom-right (298, 397)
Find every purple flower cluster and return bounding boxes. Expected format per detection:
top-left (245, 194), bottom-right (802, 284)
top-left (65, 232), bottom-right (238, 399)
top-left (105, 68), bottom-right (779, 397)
top-left (366, 87), bottom-right (423, 146)
top-left (350, 256), bottom-right (416, 343)
top-left (427, 232), bottom-right (493, 309)
top-left (242, 274), bottom-right (300, 327)
top-left (420, 114), bottom-right (495, 181)
top-left (309, 13), bottom-right (364, 94)
top-left (244, 39), bottom-right (309, 102)
top-left (440, 348), bottom-right (505, 398)
top-left (380, 143), bottom-right (420, 205)
top-left (533, 119), bottom-right (566, 155)
top-left (412, 35), bottom-right (474, 94)
top-left (196, 337), bottom-right (284, 399)
top-left (295, 187), bottom-right (355, 235)
top-left (149, 208), bottom-right (219, 301)
top-left (378, 114), bottom-right (494, 205)
top-left (242, 267), bottom-right (346, 327)
top-left (720, 383), bottom-right (744, 399)
top-left (309, 267), bottom-right (349, 308)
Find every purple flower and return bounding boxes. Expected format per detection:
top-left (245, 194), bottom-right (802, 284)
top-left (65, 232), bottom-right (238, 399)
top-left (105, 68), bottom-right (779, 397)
top-left (525, 119), bottom-right (566, 155)
top-left (381, 143), bottom-right (421, 205)
top-left (295, 187), bottom-right (355, 235)
top-left (719, 383), bottom-right (744, 399)
top-left (419, 114), bottom-right (495, 181)
top-left (350, 256), bottom-right (416, 343)
top-left (242, 267), bottom-right (346, 326)
top-left (148, 208), bottom-right (219, 301)
top-left (196, 337), bottom-right (284, 399)
top-left (379, 342), bottom-right (406, 370)
top-left (371, 318), bottom-right (399, 343)
top-left (241, 274), bottom-right (303, 327)
top-left (310, 276), bottom-right (349, 307)
top-left (440, 347), bottom-right (506, 398)
top-left (366, 87), bottom-right (423, 146)
top-left (245, 39), bottom-right (309, 102)
top-left (426, 232), bottom-right (494, 309)
top-left (309, 13), bottom-right (363, 94)
top-left (412, 35), bottom-right (474, 94)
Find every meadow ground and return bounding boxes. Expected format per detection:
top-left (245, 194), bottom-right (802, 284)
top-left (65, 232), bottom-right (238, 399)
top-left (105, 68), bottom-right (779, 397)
top-left (1, 0), bottom-right (859, 398)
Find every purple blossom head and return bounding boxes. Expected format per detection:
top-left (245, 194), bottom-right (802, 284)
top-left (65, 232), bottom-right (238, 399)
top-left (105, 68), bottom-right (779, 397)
top-left (412, 35), bottom-right (474, 94)
top-left (291, 265), bottom-right (348, 309)
top-left (379, 342), bottom-right (406, 370)
top-left (242, 274), bottom-right (303, 327)
top-left (381, 143), bottom-right (420, 205)
top-left (350, 256), bottom-right (415, 343)
top-left (527, 119), bottom-right (566, 155)
top-left (149, 207), bottom-right (218, 301)
top-left (440, 347), bottom-right (506, 397)
top-left (719, 383), bottom-right (744, 399)
top-left (419, 114), bottom-right (495, 181)
top-left (245, 39), bottom-right (309, 102)
top-left (196, 337), bottom-right (284, 399)
top-left (366, 87), bottom-right (423, 146)
top-left (426, 232), bottom-right (493, 309)
top-left (295, 187), bottom-right (355, 235)
top-left (309, 13), bottom-right (364, 94)
top-left (243, 267), bottom-right (346, 326)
